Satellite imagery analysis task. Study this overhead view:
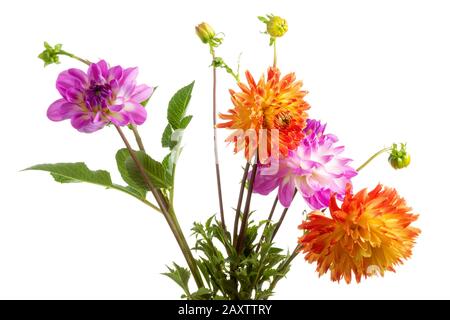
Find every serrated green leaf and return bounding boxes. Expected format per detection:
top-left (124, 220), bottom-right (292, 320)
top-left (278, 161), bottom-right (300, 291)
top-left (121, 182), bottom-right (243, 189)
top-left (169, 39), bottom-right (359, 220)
top-left (161, 124), bottom-right (177, 149)
top-left (162, 263), bottom-right (191, 298)
top-left (167, 81), bottom-right (194, 129)
top-left (125, 151), bottom-right (172, 189)
top-left (179, 115), bottom-right (193, 129)
top-left (25, 162), bottom-right (113, 186)
top-left (115, 149), bottom-right (147, 198)
top-left (26, 162), bottom-right (155, 204)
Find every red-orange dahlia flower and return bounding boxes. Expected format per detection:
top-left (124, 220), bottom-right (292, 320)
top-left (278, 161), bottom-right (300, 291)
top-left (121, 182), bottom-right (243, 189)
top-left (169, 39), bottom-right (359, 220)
top-left (298, 184), bottom-right (420, 284)
top-left (218, 67), bottom-right (309, 160)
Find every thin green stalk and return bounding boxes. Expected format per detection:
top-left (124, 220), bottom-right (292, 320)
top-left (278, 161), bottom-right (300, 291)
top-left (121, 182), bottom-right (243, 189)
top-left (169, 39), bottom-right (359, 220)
top-left (130, 125), bottom-right (146, 152)
top-left (271, 189), bottom-right (297, 243)
top-left (236, 155), bottom-right (259, 254)
top-left (273, 40), bottom-right (277, 68)
top-left (233, 162), bottom-right (251, 247)
top-left (357, 147), bottom-right (392, 172)
top-left (255, 195), bottom-right (278, 253)
top-left (170, 163), bottom-right (176, 205)
top-left (59, 50), bottom-right (91, 66)
top-left (211, 50), bottom-right (226, 231)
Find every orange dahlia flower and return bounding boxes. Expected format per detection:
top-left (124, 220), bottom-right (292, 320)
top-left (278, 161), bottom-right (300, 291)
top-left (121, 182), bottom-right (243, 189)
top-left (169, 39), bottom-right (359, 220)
top-left (298, 184), bottom-right (420, 284)
top-left (218, 67), bottom-right (309, 160)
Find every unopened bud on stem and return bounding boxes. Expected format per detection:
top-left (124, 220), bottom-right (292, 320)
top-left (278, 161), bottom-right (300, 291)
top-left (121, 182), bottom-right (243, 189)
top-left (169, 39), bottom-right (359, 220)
top-left (388, 143), bottom-right (411, 169)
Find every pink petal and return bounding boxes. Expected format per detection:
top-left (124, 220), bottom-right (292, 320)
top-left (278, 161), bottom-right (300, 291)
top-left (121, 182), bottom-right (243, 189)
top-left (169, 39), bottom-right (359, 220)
top-left (278, 180), bottom-right (296, 207)
top-left (65, 87), bottom-right (84, 103)
top-left (108, 66), bottom-right (123, 82)
top-left (47, 99), bottom-right (81, 121)
top-left (71, 113), bottom-right (106, 133)
top-left (122, 101), bottom-right (147, 125)
top-left (107, 112), bottom-right (130, 126)
top-left (88, 61), bottom-right (107, 83)
top-left (56, 69), bottom-right (86, 97)
top-left (131, 84), bottom-right (153, 103)
top-left (120, 67), bottom-right (138, 86)
top-left (253, 170), bottom-right (280, 195)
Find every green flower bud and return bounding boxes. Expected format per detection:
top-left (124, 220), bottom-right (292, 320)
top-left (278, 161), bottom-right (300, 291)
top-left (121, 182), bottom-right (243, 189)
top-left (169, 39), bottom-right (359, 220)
top-left (38, 42), bottom-right (62, 67)
top-left (388, 143), bottom-right (411, 169)
top-left (267, 15), bottom-right (288, 38)
top-left (195, 22), bottom-right (216, 44)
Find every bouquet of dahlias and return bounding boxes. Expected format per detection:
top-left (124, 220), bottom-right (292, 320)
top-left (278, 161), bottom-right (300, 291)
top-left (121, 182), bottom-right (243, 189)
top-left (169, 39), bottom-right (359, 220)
top-left (28, 15), bottom-right (420, 300)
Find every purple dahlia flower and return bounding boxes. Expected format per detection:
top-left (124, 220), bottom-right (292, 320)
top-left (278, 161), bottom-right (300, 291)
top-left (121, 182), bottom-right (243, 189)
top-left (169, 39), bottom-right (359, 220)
top-left (252, 119), bottom-right (357, 209)
top-left (47, 60), bottom-right (153, 133)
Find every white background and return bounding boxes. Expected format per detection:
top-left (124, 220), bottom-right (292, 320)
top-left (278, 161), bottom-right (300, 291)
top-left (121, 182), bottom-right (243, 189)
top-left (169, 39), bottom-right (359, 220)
top-left (0, 0), bottom-right (449, 299)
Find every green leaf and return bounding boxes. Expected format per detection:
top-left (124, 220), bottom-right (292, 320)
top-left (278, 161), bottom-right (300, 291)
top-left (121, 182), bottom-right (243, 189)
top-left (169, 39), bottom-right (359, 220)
top-left (162, 263), bottom-right (191, 298)
top-left (115, 149), bottom-right (147, 198)
top-left (25, 163), bottom-right (113, 186)
top-left (50, 173), bottom-right (78, 183)
top-left (25, 162), bottom-right (154, 204)
top-left (125, 151), bottom-right (172, 189)
top-left (167, 81), bottom-right (194, 130)
top-left (190, 287), bottom-right (212, 300)
top-left (179, 115), bottom-right (193, 129)
top-left (161, 124), bottom-right (176, 149)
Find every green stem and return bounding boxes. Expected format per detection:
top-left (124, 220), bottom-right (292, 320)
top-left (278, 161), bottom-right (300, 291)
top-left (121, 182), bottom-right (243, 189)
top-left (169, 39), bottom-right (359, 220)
top-left (236, 154), bottom-right (258, 254)
top-left (211, 50), bottom-right (226, 231)
top-left (59, 50), bottom-right (91, 66)
top-left (271, 190), bottom-right (297, 243)
top-left (273, 40), bottom-right (277, 68)
top-left (233, 162), bottom-right (250, 247)
top-left (170, 163), bottom-right (176, 205)
top-left (114, 125), bottom-right (204, 289)
top-left (356, 147), bottom-right (392, 172)
top-left (130, 125), bottom-right (146, 152)
top-left (255, 195), bottom-right (278, 253)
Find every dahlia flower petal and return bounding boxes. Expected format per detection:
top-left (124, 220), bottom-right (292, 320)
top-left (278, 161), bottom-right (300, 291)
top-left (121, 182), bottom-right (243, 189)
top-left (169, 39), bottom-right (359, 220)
top-left (56, 70), bottom-right (85, 96)
top-left (120, 67), bottom-right (138, 86)
top-left (108, 65), bottom-right (123, 82)
top-left (278, 180), bottom-right (296, 207)
top-left (131, 84), bottom-right (153, 103)
top-left (253, 170), bottom-right (280, 195)
top-left (71, 114), bottom-right (105, 133)
top-left (108, 104), bottom-right (124, 112)
top-left (88, 62), bottom-right (105, 83)
top-left (122, 101), bottom-right (147, 125)
top-left (65, 87), bottom-right (84, 103)
top-left (67, 68), bottom-right (88, 86)
top-left (107, 112), bottom-right (130, 127)
top-left (47, 99), bottom-right (81, 121)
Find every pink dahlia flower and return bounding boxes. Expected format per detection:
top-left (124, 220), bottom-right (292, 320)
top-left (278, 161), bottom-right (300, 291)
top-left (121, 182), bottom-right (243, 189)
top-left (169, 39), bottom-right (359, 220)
top-left (252, 119), bottom-right (357, 209)
top-left (47, 60), bottom-right (153, 133)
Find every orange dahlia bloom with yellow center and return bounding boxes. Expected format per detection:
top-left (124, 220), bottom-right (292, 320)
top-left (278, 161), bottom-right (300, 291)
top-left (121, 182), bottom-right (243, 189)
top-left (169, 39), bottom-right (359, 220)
top-left (218, 67), bottom-right (309, 159)
top-left (298, 184), bottom-right (420, 284)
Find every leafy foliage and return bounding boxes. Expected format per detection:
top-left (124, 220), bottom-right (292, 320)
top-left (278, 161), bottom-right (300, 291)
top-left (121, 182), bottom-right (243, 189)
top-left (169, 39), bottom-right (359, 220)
top-left (161, 81), bottom-right (195, 152)
top-left (167, 81), bottom-right (194, 130)
top-left (124, 151), bottom-right (173, 190)
top-left (24, 162), bottom-right (148, 201)
top-left (115, 149), bottom-right (147, 198)
top-left (165, 215), bottom-right (295, 300)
